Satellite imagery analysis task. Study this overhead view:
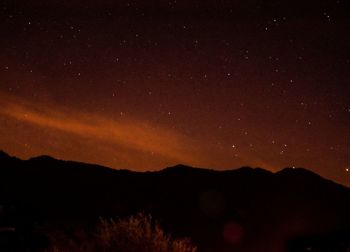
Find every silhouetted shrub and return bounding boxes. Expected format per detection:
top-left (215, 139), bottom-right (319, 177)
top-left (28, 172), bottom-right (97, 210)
top-left (46, 213), bottom-right (197, 252)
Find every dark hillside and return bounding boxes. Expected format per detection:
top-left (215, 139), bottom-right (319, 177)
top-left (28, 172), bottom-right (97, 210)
top-left (0, 152), bottom-right (349, 251)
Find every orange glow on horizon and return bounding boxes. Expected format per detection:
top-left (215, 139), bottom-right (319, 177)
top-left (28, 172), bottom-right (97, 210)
top-left (0, 92), bottom-right (209, 169)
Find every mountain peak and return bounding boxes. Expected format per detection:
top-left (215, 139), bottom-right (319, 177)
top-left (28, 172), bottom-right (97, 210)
top-left (161, 164), bottom-right (212, 173)
top-left (0, 150), bottom-right (11, 160)
top-left (275, 167), bottom-right (324, 182)
top-left (29, 155), bottom-right (57, 162)
top-left (162, 164), bottom-right (195, 171)
top-left (277, 167), bottom-right (319, 176)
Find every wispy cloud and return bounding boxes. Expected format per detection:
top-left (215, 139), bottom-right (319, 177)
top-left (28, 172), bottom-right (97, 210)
top-left (0, 93), bottom-right (203, 168)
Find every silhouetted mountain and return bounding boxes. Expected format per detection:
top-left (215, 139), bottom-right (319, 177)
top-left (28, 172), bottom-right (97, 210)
top-left (0, 151), bottom-right (10, 160)
top-left (0, 151), bottom-right (349, 252)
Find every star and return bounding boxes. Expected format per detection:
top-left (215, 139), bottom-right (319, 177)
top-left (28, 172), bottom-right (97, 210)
top-left (0, 0), bottom-right (349, 186)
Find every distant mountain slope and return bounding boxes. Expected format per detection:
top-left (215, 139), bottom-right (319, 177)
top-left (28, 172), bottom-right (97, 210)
top-left (0, 151), bottom-right (349, 252)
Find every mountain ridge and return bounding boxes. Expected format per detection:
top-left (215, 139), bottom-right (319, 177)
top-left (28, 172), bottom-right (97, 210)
top-left (0, 150), bottom-right (349, 252)
top-left (0, 150), bottom-right (333, 181)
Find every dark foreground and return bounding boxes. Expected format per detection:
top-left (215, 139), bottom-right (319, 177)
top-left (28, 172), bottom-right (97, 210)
top-left (0, 151), bottom-right (350, 252)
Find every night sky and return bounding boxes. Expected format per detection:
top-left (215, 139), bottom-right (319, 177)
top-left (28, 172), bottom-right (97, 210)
top-left (0, 1), bottom-right (349, 186)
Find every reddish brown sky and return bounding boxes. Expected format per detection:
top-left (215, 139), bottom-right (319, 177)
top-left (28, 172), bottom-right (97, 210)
top-left (0, 1), bottom-right (350, 185)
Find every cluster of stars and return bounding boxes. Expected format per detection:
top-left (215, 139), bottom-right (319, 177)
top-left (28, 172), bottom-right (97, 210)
top-left (0, 0), bottom-right (349, 184)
